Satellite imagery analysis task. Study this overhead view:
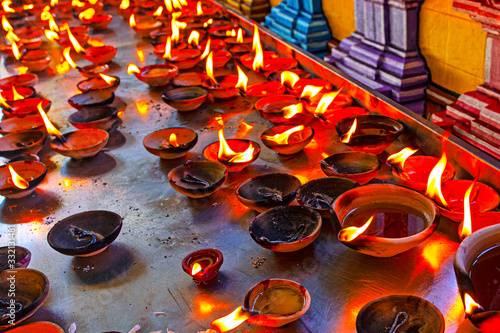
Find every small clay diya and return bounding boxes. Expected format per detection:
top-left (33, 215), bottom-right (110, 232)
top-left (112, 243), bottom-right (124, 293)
top-left (3, 322), bottom-right (64, 333)
top-left (202, 75), bottom-right (239, 99)
top-left (255, 95), bottom-right (299, 113)
top-left (164, 49), bottom-right (202, 70)
top-left (244, 81), bottom-right (286, 98)
top-left (3, 98), bottom-right (51, 118)
top-left (211, 50), bottom-right (232, 68)
top-left (14, 27), bottom-right (43, 41)
top-left (80, 13), bottom-right (113, 31)
top-left (305, 92), bottom-right (354, 114)
top-left (336, 115), bottom-right (405, 155)
top-left (0, 246), bottom-right (31, 271)
top-left (203, 138), bottom-right (261, 173)
top-left (47, 210), bottom-right (123, 257)
top-left (266, 69), bottom-right (310, 82)
top-left (208, 25), bottom-right (239, 38)
top-left (162, 87), bottom-right (208, 112)
top-left (289, 78), bottom-right (333, 96)
top-left (356, 295), bottom-right (445, 333)
top-left (50, 128), bottom-right (109, 159)
top-left (69, 106), bottom-right (119, 131)
top-left (182, 248), bottom-right (223, 282)
top-left (229, 44), bottom-right (251, 60)
top-left (77, 63), bottom-right (109, 78)
top-left (68, 90), bottom-right (115, 110)
top-left (332, 184), bottom-right (439, 257)
top-left (82, 45), bottom-right (117, 65)
top-left (0, 74), bottom-right (38, 90)
top-left (240, 51), bottom-right (279, 70)
top-left (321, 151), bottom-right (382, 185)
top-left (171, 72), bottom-right (206, 87)
top-left (131, 17), bottom-right (162, 38)
top-left (297, 177), bottom-right (357, 218)
top-left (460, 211), bottom-right (500, 236)
top-left (0, 44), bottom-right (24, 58)
top-left (143, 127), bottom-right (198, 159)
top-left (0, 161), bottom-right (46, 199)
top-left (131, 64), bottom-right (178, 87)
top-left (318, 106), bottom-right (370, 127)
top-left (198, 38), bottom-right (226, 52)
top-left (0, 269), bottom-right (49, 328)
top-left (168, 160), bottom-right (228, 199)
top-left (224, 36), bottom-right (252, 47)
top-left (262, 57), bottom-right (298, 73)
top-left (0, 130), bottom-right (46, 159)
top-left (149, 27), bottom-right (172, 45)
top-left (20, 50), bottom-right (51, 72)
top-left (454, 223), bottom-right (500, 333)
top-left (260, 124), bottom-right (314, 155)
top-left (1, 86), bottom-right (36, 103)
top-left (249, 206), bottom-right (322, 252)
top-left (76, 75), bottom-right (120, 94)
top-left (236, 173), bottom-right (301, 212)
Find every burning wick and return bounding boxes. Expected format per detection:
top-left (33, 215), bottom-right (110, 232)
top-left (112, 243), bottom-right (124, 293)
top-left (7, 165), bottom-right (29, 189)
top-left (338, 215), bottom-right (374, 242)
top-left (314, 88), bottom-right (342, 119)
top-left (251, 22), bottom-right (264, 72)
top-left (206, 51), bottom-right (218, 87)
top-left (217, 129), bottom-right (255, 163)
top-left (300, 85), bottom-right (323, 102)
top-left (340, 118), bottom-right (357, 144)
top-left (387, 147), bottom-right (419, 171)
top-left (425, 150), bottom-right (449, 208)
top-left (282, 103), bottom-right (303, 119)
top-left (263, 125), bottom-right (304, 145)
top-left (99, 73), bottom-right (117, 85)
top-left (37, 102), bottom-right (73, 148)
top-left (210, 307), bottom-right (255, 332)
top-left (280, 71), bottom-right (300, 89)
top-left (459, 180), bottom-right (477, 240)
top-left (127, 63), bottom-right (141, 75)
top-left (200, 37), bottom-right (211, 60)
top-left (464, 293), bottom-right (482, 316)
top-left (191, 263), bottom-right (202, 275)
top-left (0, 93), bottom-right (11, 108)
top-left (235, 64), bottom-right (248, 93)
top-left (188, 30), bottom-right (200, 47)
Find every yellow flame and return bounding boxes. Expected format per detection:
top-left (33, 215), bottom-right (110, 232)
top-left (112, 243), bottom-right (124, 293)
top-left (127, 63), bottom-right (141, 75)
top-left (119, 0), bottom-right (129, 10)
top-left (300, 85), bottom-right (323, 100)
top-left (206, 51), bottom-right (218, 86)
top-left (6, 30), bottom-right (19, 42)
top-left (338, 215), bottom-right (374, 242)
top-left (226, 29), bottom-right (236, 37)
top-left (252, 32), bottom-right (264, 72)
top-left (99, 73), bottom-right (117, 85)
top-left (200, 37), bottom-right (211, 60)
top-left (51, 0), bottom-right (58, 6)
top-left (87, 37), bottom-right (104, 47)
top-left (11, 41), bottom-right (21, 60)
top-left (464, 293), bottom-right (481, 315)
top-left (55, 60), bottom-right (70, 75)
top-left (44, 29), bottom-right (60, 41)
top-left (153, 6), bottom-right (163, 17)
top-left (281, 71), bottom-right (300, 89)
top-left (164, 0), bottom-right (172, 12)
top-left (2, 15), bottom-right (13, 32)
top-left (252, 21), bottom-right (260, 52)
top-left (23, 4), bottom-right (34, 10)
top-left (387, 147), bottom-right (419, 170)
top-left (41, 11), bottom-right (59, 32)
top-left (63, 178), bottom-right (72, 188)
top-left (169, 133), bottom-right (179, 147)
top-left (163, 36), bottom-right (172, 60)
top-left (72, 0), bottom-right (86, 7)
top-left (425, 151), bottom-right (449, 208)
top-left (67, 27), bottom-right (85, 53)
top-left (38, 102), bottom-right (64, 138)
top-left (2, 0), bottom-right (15, 13)
top-left (283, 103), bottom-right (303, 119)
top-left (136, 100), bottom-right (148, 115)
top-left (63, 46), bottom-right (77, 68)
top-left (172, 0), bottom-right (182, 10)
top-left (0, 93), bottom-right (11, 108)
top-left (7, 165), bottom-right (29, 189)
top-left (79, 8), bottom-right (95, 21)
top-left (263, 125), bottom-right (304, 145)
top-left (237, 28), bottom-right (243, 43)
top-left (314, 88), bottom-right (342, 115)
top-left (196, 1), bottom-right (203, 15)
top-left (341, 118), bottom-right (357, 144)
top-left (136, 47), bottom-right (145, 62)
top-left (211, 307), bottom-right (251, 332)
top-left (129, 13), bottom-right (136, 28)
top-left (191, 262), bottom-right (202, 275)
top-left (188, 30), bottom-right (200, 46)
top-left (203, 18), bottom-right (212, 27)
top-left (459, 181), bottom-right (477, 240)
top-left (235, 64), bottom-right (248, 92)
top-left (11, 86), bottom-right (24, 101)
top-left (17, 66), bottom-right (28, 74)
top-left (217, 129), bottom-right (254, 163)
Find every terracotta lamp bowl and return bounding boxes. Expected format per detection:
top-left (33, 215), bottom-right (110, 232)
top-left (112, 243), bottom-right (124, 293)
top-left (1, 86), bottom-right (36, 103)
top-left (76, 76), bottom-right (120, 94)
top-left (162, 87), bottom-right (208, 112)
top-left (262, 57), bottom-right (298, 73)
top-left (68, 90), bottom-right (115, 110)
top-left (212, 50), bottom-right (232, 68)
top-left (181, 248), bottom-right (223, 282)
top-left (3, 322), bottom-right (64, 333)
top-left (289, 78), bottom-right (333, 96)
top-left (20, 50), bottom-right (51, 72)
top-left (0, 246), bottom-right (31, 271)
top-left (143, 127), bottom-right (198, 159)
top-left (356, 295), bottom-right (445, 333)
top-left (0, 161), bottom-right (47, 199)
top-left (454, 223), bottom-right (500, 333)
top-left (236, 173), bottom-right (301, 213)
top-left (14, 27), bottom-right (43, 41)
top-left (50, 128), bottom-right (109, 159)
top-left (266, 69), bottom-right (310, 82)
top-left (321, 151), bottom-right (382, 185)
top-left (0, 115), bottom-right (44, 134)
top-left (3, 98), bottom-right (51, 118)
top-left (244, 81), bottom-right (286, 98)
top-left (202, 76), bottom-right (239, 100)
top-left (319, 106), bottom-right (370, 128)
top-left (0, 269), bottom-right (49, 329)
top-left (203, 139), bottom-right (261, 173)
top-left (240, 51), bottom-right (278, 70)
top-left (134, 64), bottom-right (178, 87)
top-left (243, 279), bottom-right (311, 327)
top-left (255, 95), bottom-right (300, 123)
top-left (332, 184), bottom-right (439, 257)
top-left (168, 161), bottom-right (228, 199)
top-left (81, 14), bottom-right (113, 31)
top-left (154, 49), bottom-right (201, 70)
top-left (0, 130), bottom-right (46, 159)
top-left (78, 63), bottom-right (109, 78)
top-left (249, 205), bottom-right (322, 252)
top-left (336, 115), bottom-right (405, 155)
top-left (297, 177), bottom-right (357, 218)
top-left (69, 106), bottom-right (119, 131)
top-left (260, 124), bottom-right (314, 155)
top-left (0, 74), bottom-right (38, 90)
top-left (82, 45), bottom-right (117, 65)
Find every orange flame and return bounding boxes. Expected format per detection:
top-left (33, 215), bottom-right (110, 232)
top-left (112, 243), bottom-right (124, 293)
top-left (225, 29), bottom-right (235, 37)
top-left (67, 27), bottom-right (85, 53)
top-left (203, 18), bottom-right (213, 28)
top-left (211, 307), bottom-right (251, 332)
top-left (387, 147), bottom-right (418, 170)
top-left (237, 28), bottom-right (243, 43)
top-left (464, 293), bottom-right (481, 315)
top-left (281, 71), bottom-right (300, 89)
top-left (55, 60), bottom-right (70, 75)
top-left (41, 11), bottom-right (59, 32)
top-left (11, 86), bottom-right (24, 101)
top-left (136, 47), bottom-right (145, 62)
top-left (79, 8), bottom-right (95, 20)
top-left (87, 37), bottom-right (104, 47)
top-left (200, 37), bottom-right (211, 60)
top-left (8, 165), bottom-right (29, 189)
top-left (169, 133), bottom-right (179, 147)
top-left (163, 36), bottom-right (172, 60)
top-left (119, 0), bottom-right (129, 10)
top-left (283, 103), bottom-right (303, 119)
top-left (252, 32), bottom-right (264, 72)
top-left (217, 129), bottom-right (255, 163)
top-left (2, 0), bottom-right (15, 13)
top-left (51, 0), bottom-right (58, 6)
top-left (2, 15), bottom-right (13, 32)
top-left (188, 30), bottom-right (200, 46)
top-left (99, 73), bottom-right (117, 85)
top-left (5, 30), bottom-right (19, 42)
top-left (63, 178), bottom-right (72, 189)
top-left (0, 93), bottom-right (11, 108)
top-left (62, 46), bottom-right (76, 68)
top-left (263, 125), bottom-right (304, 145)
top-left (23, 4), bottom-right (34, 10)
top-left (314, 88), bottom-right (342, 115)
top-left (338, 215), bottom-right (374, 242)
top-left (252, 21), bottom-right (260, 52)
top-left (38, 102), bottom-right (64, 138)
top-left (340, 118), bottom-right (357, 144)
top-left (300, 85), bottom-right (323, 101)
top-left (17, 66), bottom-right (28, 75)
top-left (136, 100), bottom-right (148, 115)
top-left (129, 13), bottom-right (136, 29)
top-left (171, 21), bottom-right (180, 45)
top-left (235, 64), bottom-right (248, 92)
top-left (164, 0), bottom-right (172, 12)
top-left (196, 1), bottom-right (203, 16)
top-left (11, 41), bottom-right (21, 61)
top-left (172, 0), bottom-right (182, 10)
top-left (44, 29), bottom-right (60, 41)
top-left (459, 180), bottom-right (477, 240)
top-left (72, 0), bottom-right (86, 7)
top-left (206, 51), bottom-right (218, 86)
top-left (127, 63), bottom-right (141, 75)
top-left (425, 150), bottom-right (449, 208)
top-left (153, 6), bottom-right (163, 17)
top-left (191, 262), bottom-right (202, 275)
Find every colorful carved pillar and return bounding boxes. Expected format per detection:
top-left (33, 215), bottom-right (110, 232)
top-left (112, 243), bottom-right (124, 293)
top-left (325, 0), bottom-right (428, 115)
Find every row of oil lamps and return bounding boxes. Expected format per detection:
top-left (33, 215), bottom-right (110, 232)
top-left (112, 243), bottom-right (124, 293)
top-left (0, 0), bottom-right (499, 332)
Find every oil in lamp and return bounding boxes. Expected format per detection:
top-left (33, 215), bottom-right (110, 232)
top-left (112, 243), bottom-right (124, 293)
top-left (143, 127), bottom-right (198, 159)
top-left (321, 151), bottom-right (382, 185)
top-left (203, 129), bottom-right (260, 172)
top-left (260, 124), bottom-right (314, 155)
top-left (78, 8), bottom-right (112, 31)
top-left (62, 46), bottom-right (109, 78)
top-left (201, 52), bottom-right (238, 99)
top-left (69, 106), bottom-right (119, 131)
top-left (236, 65), bottom-right (285, 98)
top-left (127, 62), bottom-right (178, 87)
top-left (171, 72), bottom-right (206, 87)
top-left (0, 130), bottom-right (46, 159)
top-left (68, 90), bottom-right (115, 110)
top-left (0, 245), bottom-right (31, 270)
top-left (168, 161), bottom-right (228, 198)
top-left (76, 73), bottom-right (120, 94)
top-left (260, 101), bottom-right (313, 125)
top-left (162, 87), bottom-right (208, 112)
top-left (254, 94), bottom-right (299, 118)
top-left (225, 27), bottom-right (251, 48)
top-left (129, 14), bottom-right (162, 38)
top-left (0, 161), bottom-right (47, 199)
top-left (182, 248), bottom-right (223, 282)
top-left (0, 115), bottom-right (44, 134)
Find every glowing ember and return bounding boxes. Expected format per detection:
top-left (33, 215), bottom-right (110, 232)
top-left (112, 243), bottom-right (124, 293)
top-left (169, 133), bottom-right (179, 147)
top-left (129, 13), bottom-right (136, 29)
top-left (464, 293), bottom-right (481, 315)
top-left (283, 103), bottom-right (304, 119)
top-left (136, 100), bottom-right (148, 115)
top-left (300, 85), bottom-right (323, 101)
top-left (67, 27), bottom-right (85, 53)
top-left (200, 37), bottom-right (211, 60)
top-left (136, 47), bottom-right (145, 62)
top-left (191, 262), bottom-right (202, 275)
top-left (206, 51), bottom-right (218, 86)
top-left (340, 118), bottom-right (357, 144)
top-left (387, 147), bottom-right (419, 170)
top-left (8, 165), bottom-right (28, 189)
top-left (11, 86), bottom-right (24, 101)
top-left (119, 0), bottom-right (129, 10)
top-left (153, 6), bottom-right (163, 17)
top-left (196, 1), bottom-right (203, 15)
top-left (235, 64), bottom-right (248, 92)
top-left (211, 307), bottom-right (251, 332)
top-left (314, 88), bottom-right (342, 116)
top-left (338, 215), bottom-right (374, 242)
top-left (163, 36), bottom-right (172, 60)
top-left (188, 30), bottom-right (200, 46)
top-left (62, 47), bottom-right (76, 68)
top-left (217, 129), bottom-right (255, 163)
top-left (0, 93), bottom-right (11, 108)
top-left (38, 101), bottom-right (64, 139)
top-left (99, 73), bottom-right (117, 85)
top-left (127, 63), bottom-right (141, 75)
top-left (281, 71), bottom-right (300, 89)
top-left (11, 41), bottom-right (21, 60)
top-left (237, 28), bottom-right (244, 43)
top-left (263, 125), bottom-right (304, 145)
top-left (79, 8), bottom-right (95, 21)
top-left (2, 0), bottom-right (14, 13)
top-left (44, 29), bottom-right (59, 41)
top-left (459, 180), bottom-right (476, 240)
top-left (425, 150), bottom-right (449, 208)
top-left (1, 15), bottom-right (13, 32)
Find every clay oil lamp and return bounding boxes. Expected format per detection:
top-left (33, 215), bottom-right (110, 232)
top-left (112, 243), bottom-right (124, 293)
top-left (236, 173), bottom-right (301, 212)
top-left (262, 57), bottom-right (298, 74)
top-left (211, 50), bottom-right (232, 68)
top-left (117, 0), bottom-right (134, 18)
top-left (168, 160), bottom-right (228, 198)
top-left (171, 72), bottom-right (206, 87)
top-left (1, 86), bottom-right (35, 103)
top-left (307, 88), bottom-right (354, 117)
top-left (332, 184), bottom-right (440, 257)
top-left (0, 160), bottom-right (47, 199)
top-left (149, 26), bottom-right (172, 45)
top-left (250, 205), bottom-right (321, 252)
top-left (129, 14), bottom-right (162, 38)
top-left (267, 69), bottom-right (310, 82)
top-left (68, 90), bottom-right (115, 110)
top-left (260, 124), bottom-right (314, 155)
top-left (20, 50), bottom-right (50, 72)
top-left (454, 223), bottom-right (500, 333)
top-left (47, 210), bottom-right (122, 257)
top-left (210, 25), bottom-right (240, 38)
top-left (0, 40), bottom-right (23, 59)
top-left (143, 127), bottom-right (197, 159)
top-left (3, 321), bottom-right (65, 333)
top-left (127, 62), bottom-right (178, 87)
top-left (203, 129), bottom-right (261, 173)
top-left (321, 151), bottom-right (382, 185)
top-left (56, 26), bottom-right (90, 47)
top-left (76, 73), bottom-right (120, 94)
top-left (198, 37), bottom-right (226, 52)
top-left (182, 248), bottom-right (223, 282)
top-left (14, 26), bottom-right (43, 41)
top-left (82, 45), bottom-right (118, 65)
top-left (224, 27), bottom-right (251, 47)
top-left (356, 295), bottom-right (445, 333)
top-left (202, 52), bottom-right (239, 99)
top-left (289, 78), bottom-right (333, 97)
top-left (255, 94), bottom-right (299, 115)
top-left (211, 279), bottom-right (311, 331)
top-left (336, 115), bottom-right (405, 155)
top-left (2, 97), bottom-right (51, 118)
top-left (78, 8), bottom-right (112, 31)
top-left (0, 246), bottom-right (31, 271)
top-left (0, 74), bottom-right (38, 90)
top-left (0, 269), bottom-right (49, 329)
top-left (260, 101), bottom-right (313, 125)
top-left (61, 46), bottom-right (109, 78)
top-left (0, 115), bottom-right (44, 134)
top-left (236, 65), bottom-right (285, 98)
top-left (0, 130), bottom-right (46, 159)
top-left (297, 177), bottom-right (357, 218)
top-left (69, 106), bottom-right (118, 131)
top-left (162, 86), bottom-right (208, 112)
top-left (154, 37), bottom-right (201, 70)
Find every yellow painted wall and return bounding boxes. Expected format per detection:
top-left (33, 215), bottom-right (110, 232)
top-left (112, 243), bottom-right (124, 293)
top-left (269, 0), bottom-right (487, 95)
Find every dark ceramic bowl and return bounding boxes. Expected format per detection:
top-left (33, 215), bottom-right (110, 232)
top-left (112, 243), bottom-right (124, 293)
top-left (320, 151), bottom-right (382, 185)
top-left (0, 161), bottom-right (47, 199)
top-left (0, 130), bottom-right (46, 159)
top-left (68, 91), bottom-right (115, 110)
top-left (162, 87), bottom-right (208, 112)
top-left (0, 246), bottom-right (31, 271)
top-left (260, 125), bottom-right (314, 155)
top-left (47, 210), bottom-right (123, 257)
top-left (143, 127), bottom-right (198, 159)
top-left (76, 76), bottom-right (120, 94)
top-left (69, 106), bottom-right (118, 131)
top-left (168, 161), bottom-right (228, 198)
